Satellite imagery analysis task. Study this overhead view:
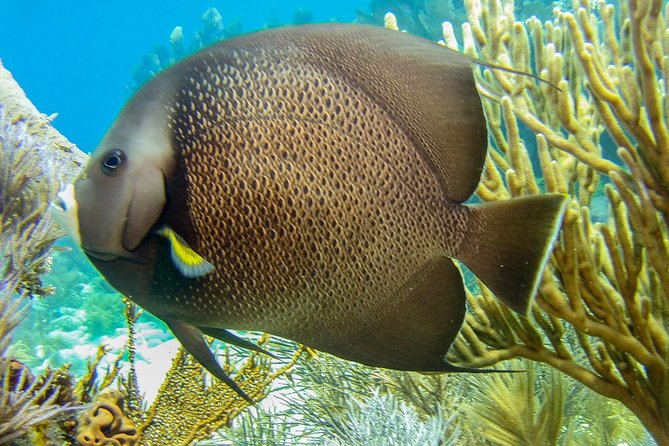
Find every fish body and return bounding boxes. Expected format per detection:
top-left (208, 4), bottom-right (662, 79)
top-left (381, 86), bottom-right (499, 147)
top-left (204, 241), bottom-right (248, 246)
top-left (58, 24), bottom-right (567, 400)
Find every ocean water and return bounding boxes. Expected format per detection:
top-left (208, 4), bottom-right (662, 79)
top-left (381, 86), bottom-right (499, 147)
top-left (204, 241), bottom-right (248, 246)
top-left (0, 0), bottom-right (366, 153)
top-left (1, 0), bottom-right (662, 444)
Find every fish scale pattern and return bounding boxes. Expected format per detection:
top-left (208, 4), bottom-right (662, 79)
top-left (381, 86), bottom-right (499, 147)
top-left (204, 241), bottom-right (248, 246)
top-left (163, 44), bottom-right (472, 355)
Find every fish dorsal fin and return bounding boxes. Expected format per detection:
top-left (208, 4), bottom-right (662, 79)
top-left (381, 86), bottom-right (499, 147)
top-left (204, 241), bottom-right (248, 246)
top-left (222, 24), bottom-right (487, 202)
top-left (156, 226), bottom-right (215, 278)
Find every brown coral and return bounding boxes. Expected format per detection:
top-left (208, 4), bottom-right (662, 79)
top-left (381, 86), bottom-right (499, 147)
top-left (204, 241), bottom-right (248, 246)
top-left (76, 389), bottom-right (139, 446)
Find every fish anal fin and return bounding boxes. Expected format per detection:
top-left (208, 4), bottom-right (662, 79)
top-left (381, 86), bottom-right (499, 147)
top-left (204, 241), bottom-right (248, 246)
top-left (200, 327), bottom-right (278, 359)
top-left (325, 256), bottom-right (467, 372)
top-left (458, 194), bottom-right (569, 315)
top-left (167, 319), bottom-right (254, 404)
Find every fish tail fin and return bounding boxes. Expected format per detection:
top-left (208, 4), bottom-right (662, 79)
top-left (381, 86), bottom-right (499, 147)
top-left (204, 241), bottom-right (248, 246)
top-left (456, 194), bottom-right (568, 315)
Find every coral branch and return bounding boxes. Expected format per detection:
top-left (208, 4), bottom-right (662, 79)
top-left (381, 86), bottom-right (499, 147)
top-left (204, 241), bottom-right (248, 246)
top-left (433, 0), bottom-right (669, 443)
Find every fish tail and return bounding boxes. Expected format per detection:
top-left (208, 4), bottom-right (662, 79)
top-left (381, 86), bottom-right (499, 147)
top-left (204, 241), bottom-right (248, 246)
top-left (456, 194), bottom-right (568, 315)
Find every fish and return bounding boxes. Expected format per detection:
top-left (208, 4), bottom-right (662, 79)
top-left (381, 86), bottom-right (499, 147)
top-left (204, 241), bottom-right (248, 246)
top-left (52, 24), bottom-right (568, 402)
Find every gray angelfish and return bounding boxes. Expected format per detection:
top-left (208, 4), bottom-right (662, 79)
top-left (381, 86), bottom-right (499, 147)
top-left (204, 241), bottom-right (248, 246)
top-left (52, 24), bottom-right (568, 403)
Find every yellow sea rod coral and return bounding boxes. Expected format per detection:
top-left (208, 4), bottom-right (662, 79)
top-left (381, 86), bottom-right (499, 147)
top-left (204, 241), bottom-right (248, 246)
top-left (76, 389), bottom-right (138, 446)
top-left (425, 0), bottom-right (669, 443)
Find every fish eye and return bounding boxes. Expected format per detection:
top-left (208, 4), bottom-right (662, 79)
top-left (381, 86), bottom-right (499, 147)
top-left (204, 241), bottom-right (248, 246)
top-left (100, 149), bottom-right (126, 176)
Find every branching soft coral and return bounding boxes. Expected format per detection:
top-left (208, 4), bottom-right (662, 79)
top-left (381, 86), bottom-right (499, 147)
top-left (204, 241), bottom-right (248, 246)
top-left (0, 359), bottom-right (75, 444)
top-left (391, 0), bottom-right (669, 443)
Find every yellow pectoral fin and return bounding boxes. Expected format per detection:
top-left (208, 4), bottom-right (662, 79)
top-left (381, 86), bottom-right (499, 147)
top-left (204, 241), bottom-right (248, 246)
top-left (157, 226), bottom-right (215, 278)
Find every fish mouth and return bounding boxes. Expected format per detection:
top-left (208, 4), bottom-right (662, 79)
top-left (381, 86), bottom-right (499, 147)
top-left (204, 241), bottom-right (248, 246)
top-left (83, 246), bottom-right (146, 264)
top-left (83, 248), bottom-right (120, 262)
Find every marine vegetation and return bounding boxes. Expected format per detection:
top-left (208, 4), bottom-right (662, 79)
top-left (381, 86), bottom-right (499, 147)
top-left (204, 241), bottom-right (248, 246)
top-left (356, 0), bottom-right (557, 40)
top-left (0, 59), bottom-right (87, 444)
top-left (70, 301), bottom-right (305, 445)
top-left (131, 7), bottom-right (240, 88)
top-left (217, 351), bottom-right (647, 445)
top-left (219, 351), bottom-right (465, 446)
top-left (356, 0), bottom-right (470, 40)
top-left (414, 0), bottom-right (669, 443)
top-left (131, 5), bottom-right (318, 89)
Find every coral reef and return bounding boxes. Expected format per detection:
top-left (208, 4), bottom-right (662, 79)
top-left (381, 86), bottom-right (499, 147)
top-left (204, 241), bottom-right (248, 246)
top-left (411, 0), bottom-right (669, 443)
top-left (131, 7), bottom-right (239, 88)
top-left (219, 352), bottom-right (464, 446)
top-left (0, 58), bottom-right (87, 444)
top-left (460, 360), bottom-right (647, 445)
top-left (68, 302), bottom-right (305, 445)
top-left (131, 4), bottom-right (323, 90)
top-left (131, 334), bottom-right (305, 445)
top-left (356, 0), bottom-right (470, 41)
top-left (5, 0), bottom-right (667, 442)
top-left (219, 350), bottom-right (647, 444)
top-left (0, 362), bottom-right (75, 444)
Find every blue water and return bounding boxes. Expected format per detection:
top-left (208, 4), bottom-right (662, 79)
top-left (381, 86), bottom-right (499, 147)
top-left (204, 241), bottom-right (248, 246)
top-left (0, 0), bottom-right (367, 153)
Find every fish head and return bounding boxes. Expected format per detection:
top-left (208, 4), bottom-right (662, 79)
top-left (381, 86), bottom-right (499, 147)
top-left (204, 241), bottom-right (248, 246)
top-left (72, 86), bottom-right (176, 262)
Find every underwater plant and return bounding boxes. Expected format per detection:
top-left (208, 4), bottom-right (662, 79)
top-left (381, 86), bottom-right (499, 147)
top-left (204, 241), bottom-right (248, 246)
top-left (461, 360), bottom-right (648, 445)
top-left (221, 351), bottom-right (464, 446)
top-left (0, 60), bottom-right (87, 444)
top-left (68, 302), bottom-right (304, 445)
top-left (408, 0), bottom-right (669, 443)
top-left (218, 346), bottom-right (648, 444)
top-left (131, 5), bottom-right (319, 89)
top-left (356, 0), bottom-right (470, 41)
top-left (131, 7), bottom-right (240, 88)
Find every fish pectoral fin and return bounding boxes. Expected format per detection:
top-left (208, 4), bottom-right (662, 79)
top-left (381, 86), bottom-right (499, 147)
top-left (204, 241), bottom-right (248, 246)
top-left (166, 319), bottom-right (254, 404)
top-left (157, 226), bottom-right (215, 278)
top-left (200, 327), bottom-right (278, 359)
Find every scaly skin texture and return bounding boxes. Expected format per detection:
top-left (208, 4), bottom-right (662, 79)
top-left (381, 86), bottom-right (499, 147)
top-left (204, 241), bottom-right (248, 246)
top-left (156, 26), bottom-right (479, 365)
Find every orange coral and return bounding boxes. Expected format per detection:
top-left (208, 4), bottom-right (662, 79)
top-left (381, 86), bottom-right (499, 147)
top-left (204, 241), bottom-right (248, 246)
top-left (76, 389), bottom-right (138, 446)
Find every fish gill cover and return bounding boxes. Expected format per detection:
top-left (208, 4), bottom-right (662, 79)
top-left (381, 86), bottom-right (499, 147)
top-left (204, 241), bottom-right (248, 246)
top-left (0, 0), bottom-right (666, 445)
